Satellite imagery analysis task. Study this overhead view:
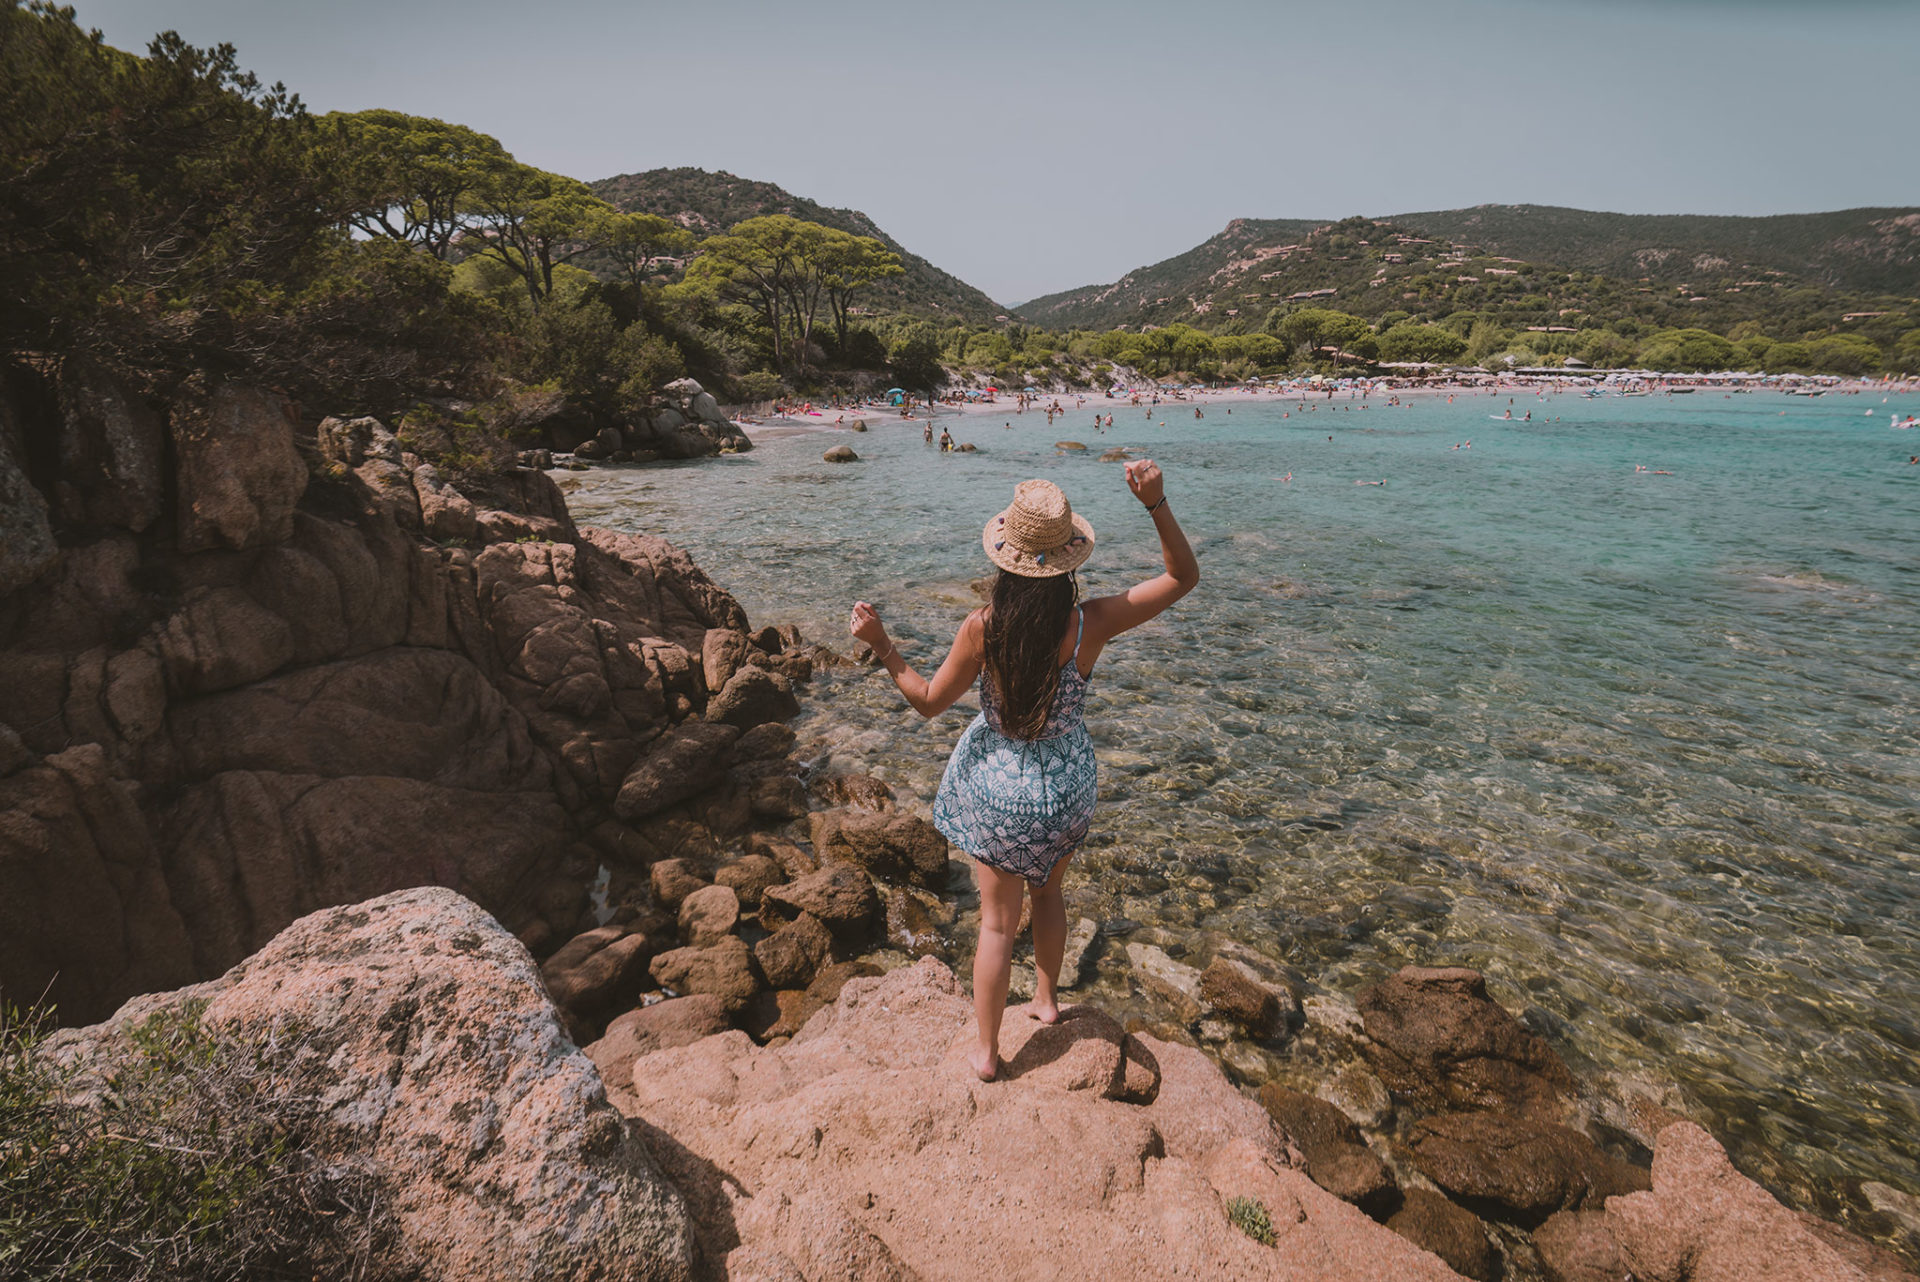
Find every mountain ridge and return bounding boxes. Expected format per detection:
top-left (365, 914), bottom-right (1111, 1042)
top-left (1018, 204), bottom-right (1920, 330)
top-left (590, 167), bottom-right (1007, 321)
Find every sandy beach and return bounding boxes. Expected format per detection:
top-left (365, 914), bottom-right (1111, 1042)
top-left (738, 375), bottom-right (1912, 438)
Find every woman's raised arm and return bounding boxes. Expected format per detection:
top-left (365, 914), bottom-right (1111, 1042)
top-left (1085, 459), bottom-right (1198, 643)
top-left (850, 603), bottom-right (984, 718)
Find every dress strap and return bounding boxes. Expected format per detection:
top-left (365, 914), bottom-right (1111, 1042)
top-left (1071, 606), bottom-right (1085, 659)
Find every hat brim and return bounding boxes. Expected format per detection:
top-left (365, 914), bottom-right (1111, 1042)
top-left (982, 509), bottom-right (1095, 577)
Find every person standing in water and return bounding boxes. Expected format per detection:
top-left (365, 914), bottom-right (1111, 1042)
top-left (849, 463), bottom-right (1199, 1081)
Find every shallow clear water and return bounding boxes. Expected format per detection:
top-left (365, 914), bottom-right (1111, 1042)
top-left (571, 389), bottom-right (1920, 1208)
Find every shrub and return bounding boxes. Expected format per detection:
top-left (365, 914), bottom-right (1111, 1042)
top-left (0, 1000), bottom-right (396, 1281)
top-left (1225, 1195), bottom-right (1275, 1246)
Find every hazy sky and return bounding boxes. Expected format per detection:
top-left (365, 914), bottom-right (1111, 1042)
top-left (68, 0), bottom-right (1920, 306)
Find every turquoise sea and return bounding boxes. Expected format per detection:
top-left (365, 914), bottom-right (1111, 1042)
top-left (571, 388), bottom-right (1920, 1216)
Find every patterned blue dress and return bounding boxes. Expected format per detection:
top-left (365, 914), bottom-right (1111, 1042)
top-left (933, 609), bottom-right (1098, 885)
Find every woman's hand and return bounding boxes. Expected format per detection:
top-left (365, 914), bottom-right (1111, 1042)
top-left (849, 601), bottom-right (889, 652)
top-left (1125, 458), bottom-right (1165, 508)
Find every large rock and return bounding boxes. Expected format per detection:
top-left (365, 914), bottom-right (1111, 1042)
top-left (1390, 1190), bottom-right (1498, 1282)
top-left (165, 647), bottom-right (547, 791)
top-left (169, 377), bottom-right (308, 553)
top-left (648, 936), bottom-right (759, 1014)
top-left (677, 883), bottom-right (740, 948)
top-left (585, 995), bottom-right (730, 1097)
top-left (714, 854), bottom-right (784, 914)
top-left (613, 721), bottom-right (739, 820)
top-left (1256, 1084), bottom-right (1397, 1214)
top-left (1603, 1122), bottom-right (1889, 1282)
top-left (808, 807), bottom-right (951, 889)
top-left (1126, 942), bottom-right (1204, 1019)
top-left (705, 664), bottom-right (799, 730)
top-left (618, 957), bottom-right (1464, 1282)
top-left (412, 463), bottom-right (479, 544)
top-left (55, 355), bottom-right (163, 531)
top-left (155, 586), bottom-right (295, 696)
top-left (649, 859), bottom-right (710, 913)
top-left (753, 912), bottom-right (833, 990)
top-left (761, 863), bottom-right (879, 938)
top-left (702, 627), bottom-right (752, 694)
top-left (540, 924), bottom-right (658, 1017)
top-left (1201, 955), bottom-right (1290, 1039)
top-left (1357, 965), bottom-right (1576, 1120)
top-left (0, 744), bottom-right (198, 1025)
top-left (1407, 1111), bottom-right (1649, 1225)
top-left (159, 771), bottom-right (570, 977)
top-left (316, 414), bottom-right (400, 467)
top-left (1534, 1208), bottom-right (1624, 1282)
top-left (45, 888), bottom-right (697, 1281)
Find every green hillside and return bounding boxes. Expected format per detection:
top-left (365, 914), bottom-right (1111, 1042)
top-left (1013, 208), bottom-right (1920, 355)
top-left (1396, 205), bottom-right (1920, 296)
top-left (591, 167), bottom-right (1006, 321)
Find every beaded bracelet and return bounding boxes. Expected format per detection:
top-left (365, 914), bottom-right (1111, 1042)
top-left (1145, 496), bottom-right (1168, 514)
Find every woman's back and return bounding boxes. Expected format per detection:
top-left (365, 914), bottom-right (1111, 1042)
top-left (979, 608), bottom-right (1088, 742)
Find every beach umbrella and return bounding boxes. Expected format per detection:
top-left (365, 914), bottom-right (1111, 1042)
top-left (884, 388), bottom-right (906, 395)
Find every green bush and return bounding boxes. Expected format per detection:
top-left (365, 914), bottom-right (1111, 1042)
top-left (1225, 1195), bottom-right (1275, 1246)
top-left (0, 1001), bottom-right (394, 1281)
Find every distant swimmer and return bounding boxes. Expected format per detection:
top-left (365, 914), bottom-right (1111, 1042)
top-left (1283, 472), bottom-right (1293, 483)
top-left (1524, 412), bottom-right (1532, 421)
top-left (1503, 411), bottom-right (1512, 420)
top-left (1355, 479), bottom-right (1386, 486)
top-left (1194, 407), bottom-right (1203, 419)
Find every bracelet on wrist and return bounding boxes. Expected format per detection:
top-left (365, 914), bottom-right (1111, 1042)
top-left (872, 642), bottom-right (896, 663)
top-left (1145, 496), bottom-right (1168, 514)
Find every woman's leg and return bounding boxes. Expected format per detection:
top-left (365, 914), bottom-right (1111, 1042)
top-left (970, 859), bottom-right (1027, 1080)
top-left (1026, 854), bottom-right (1074, 1023)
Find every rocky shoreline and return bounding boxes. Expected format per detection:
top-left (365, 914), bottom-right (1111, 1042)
top-left (3, 362), bottom-right (1915, 1279)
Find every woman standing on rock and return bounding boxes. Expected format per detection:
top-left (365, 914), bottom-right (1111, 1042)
top-left (849, 461), bottom-right (1198, 1081)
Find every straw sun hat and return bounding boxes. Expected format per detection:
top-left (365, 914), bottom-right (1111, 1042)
top-left (982, 479), bottom-right (1095, 577)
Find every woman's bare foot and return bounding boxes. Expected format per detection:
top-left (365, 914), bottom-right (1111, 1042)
top-left (968, 1044), bottom-right (1000, 1082)
top-left (1022, 997), bottom-right (1061, 1025)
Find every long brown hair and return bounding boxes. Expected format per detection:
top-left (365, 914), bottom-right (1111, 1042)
top-left (983, 569), bottom-right (1078, 739)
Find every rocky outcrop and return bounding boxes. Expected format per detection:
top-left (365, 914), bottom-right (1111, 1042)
top-left (46, 888), bottom-right (698, 1282)
top-left (613, 956), bottom-right (1468, 1281)
top-left (1406, 1110), bottom-right (1649, 1224)
top-left (807, 806), bottom-right (951, 889)
top-left (554, 378), bottom-right (751, 463)
top-left (0, 358), bottom-right (806, 1026)
top-left (1357, 965), bottom-right (1576, 1121)
top-left (169, 376), bottom-right (309, 552)
top-left (1257, 1084), bottom-right (1398, 1215)
top-left (1540, 1122), bottom-right (1903, 1282)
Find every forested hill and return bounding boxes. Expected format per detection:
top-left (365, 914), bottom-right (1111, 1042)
top-left (1018, 205), bottom-right (1920, 332)
top-left (1395, 205), bottom-right (1920, 296)
top-left (592, 167), bottom-right (1006, 321)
